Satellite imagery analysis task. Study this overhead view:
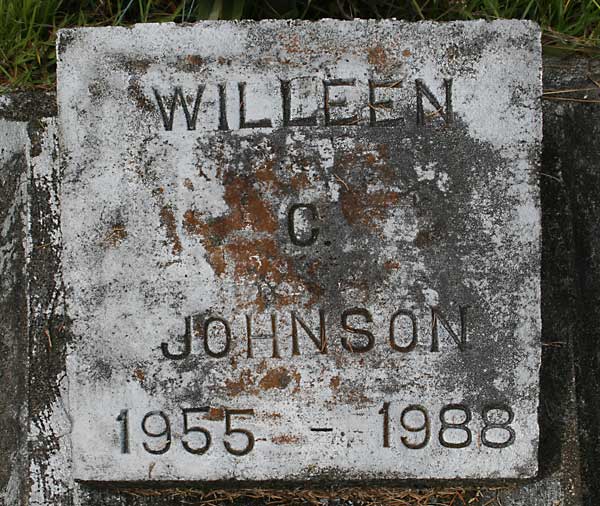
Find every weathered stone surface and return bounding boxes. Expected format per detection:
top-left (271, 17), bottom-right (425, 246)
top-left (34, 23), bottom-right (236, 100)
top-left (0, 95), bottom-right (71, 506)
top-left (0, 117), bottom-right (29, 506)
top-left (56, 20), bottom-right (542, 482)
top-left (542, 57), bottom-right (600, 506)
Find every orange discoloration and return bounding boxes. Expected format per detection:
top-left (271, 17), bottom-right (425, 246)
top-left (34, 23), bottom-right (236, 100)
top-left (259, 367), bottom-right (293, 390)
top-left (283, 34), bottom-right (302, 54)
top-left (182, 209), bottom-right (226, 274)
top-left (186, 55), bottom-right (203, 65)
top-left (204, 407), bottom-right (225, 421)
top-left (377, 143), bottom-right (390, 160)
top-left (182, 171), bottom-right (323, 308)
top-left (183, 178), bottom-right (194, 190)
top-left (368, 46), bottom-right (387, 66)
top-left (347, 389), bottom-right (373, 406)
top-left (225, 370), bottom-right (256, 397)
top-left (183, 175), bottom-right (277, 240)
top-left (290, 172), bottom-right (311, 190)
top-left (225, 238), bottom-right (285, 281)
top-left (384, 260), bottom-right (401, 270)
top-left (307, 259), bottom-right (321, 277)
top-left (402, 49), bottom-right (412, 57)
top-left (272, 434), bottom-right (301, 444)
top-left (256, 360), bottom-right (268, 374)
top-left (255, 159), bottom-right (281, 191)
top-left (365, 153), bottom-right (378, 165)
top-left (291, 370), bottom-right (302, 393)
top-left (340, 190), bottom-right (400, 228)
top-left (133, 368), bottom-right (145, 382)
top-left (104, 224), bottom-right (127, 248)
top-left (330, 376), bottom-right (341, 390)
top-left (264, 412), bottom-right (282, 419)
top-left (160, 206), bottom-right (182, 255)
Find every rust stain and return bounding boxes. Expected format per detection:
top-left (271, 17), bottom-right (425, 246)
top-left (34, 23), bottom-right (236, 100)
top-left (160, 206), bottom-right (182, 255)
top-left (259, 367), bottom-right (293, 390)
top-left (368, 45), bottom-right (387, 66)
top-left (256, 360), bottom-right (268, 374)
top-left (264, 412), bottom-right (282, 419)
top-left (291, 370), bottom-right (302, 394)
top-left (127, 77), bottom-right (154, 112)
top-left (272, 434), bottom-right (301, 444)
top-left (183, 175), bottom-right (277, 240)
top-left (104, 223), bottom-right (127, 248)
top-left (384, 260), bottom-right (401, 270)
top-left (283, 34), bottom-right (302, 54)
top-left (365, 153), bottom-right (378, 165)
top-left (224, 369), bottom-right (256, 397)
top-left (346, 388), bottom-right (373, 406)
top-left (330, 376), bottom-right (341, 390)
top-left (377, 143), bottom-right (390, 159)
top-left (307, 259), bottom-right (321, 276)
top-left (255, 159), bottom-right (281, 192)
top-left (290, 172), bottom-right (311, 190)
top-left (132, 367), bottom-right (145, 382)
top-left (183, 178), bottom-right (194, 190)
top-left (402, 49), bottom-right (412, 57)
top-left (186, 55), bottom-right (203, 65)
top-left (340, 189), bottom-right (400, 228)
top-left (204, 407), bottom-right (225, 421)
top-left (182, 171), bottom-right (325, 309)
top-left (226, 238), bottom-right (285, 282)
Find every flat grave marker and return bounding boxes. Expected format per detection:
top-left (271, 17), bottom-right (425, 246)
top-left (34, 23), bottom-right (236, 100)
top-left (57, 19), bottom-right (542, 482)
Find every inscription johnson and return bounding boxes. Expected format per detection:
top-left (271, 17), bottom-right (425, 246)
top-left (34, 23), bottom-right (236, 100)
top-left (57, 20), bottom-right (542, 481)
top-left (162, 306), bottom-right (468, 359)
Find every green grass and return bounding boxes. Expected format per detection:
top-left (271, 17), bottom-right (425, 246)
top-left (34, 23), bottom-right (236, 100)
top-left (1, 0), bottom-right (600, 91)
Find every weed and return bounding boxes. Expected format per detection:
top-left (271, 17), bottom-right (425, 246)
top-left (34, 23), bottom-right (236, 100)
top-left (1, 1), bottom-right (599, 91)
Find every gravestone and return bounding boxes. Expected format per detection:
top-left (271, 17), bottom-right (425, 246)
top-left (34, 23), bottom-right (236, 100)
top-left (56, 20), bottom-right (541, 483)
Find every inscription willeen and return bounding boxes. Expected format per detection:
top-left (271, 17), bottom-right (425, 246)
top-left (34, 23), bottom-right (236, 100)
top-left (151, 77), bottom-right (453, 131)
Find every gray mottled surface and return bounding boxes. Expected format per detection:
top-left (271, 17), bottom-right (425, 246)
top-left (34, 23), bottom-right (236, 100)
top-left (0, 117), bottom-right (29, 506)
top-left (56, 20), bottom-right (542, 482)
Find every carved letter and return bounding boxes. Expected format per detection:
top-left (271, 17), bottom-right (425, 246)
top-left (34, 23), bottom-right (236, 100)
top-left (203, 316), bottom-right (231, 358)
top-left (153, 86), bottom-right (204, 131)
top-left (161, 316), bottom-right (192, 360)
top-left (430, 305), bottom-right (468, 352)
top-left (288, 203), bottom-right (319, 246)
top-left (245, 314), bottom-right (253, 358)
top-left (291, 310), bottom-right (327, 355)
top-left (415, 78), bottom-right (453, 126)
top-left (218, 83), bottom-right (229, 131)
top-left (281, 79), bottom-right (317, 127)
top-left (389, 309), bottom-right (418, 352)
top-left (369, 80), bottom-right (403, 126)
top-left (341, 308), bottom-right (375, 353)
top-left (271, 313), bottom-right (281, 358)
top-left (238, 82), bottom-right (272, 128)
top-left (323, 79), bottom-right (358, 126)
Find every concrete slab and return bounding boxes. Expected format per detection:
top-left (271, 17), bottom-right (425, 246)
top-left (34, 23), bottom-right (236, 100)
top-left (56, 20), bottom-right (542, 482)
